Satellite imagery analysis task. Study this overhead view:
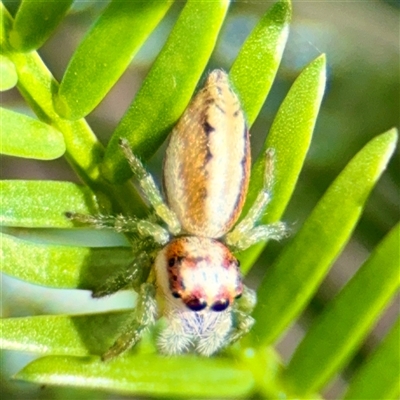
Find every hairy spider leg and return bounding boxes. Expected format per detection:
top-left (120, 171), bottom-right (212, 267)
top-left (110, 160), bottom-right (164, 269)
top-left (65, 212), bottom-right (170, 245)
top-left (226, 149), bottom-right (288, 250)
top-left (225, 285), bottom-right (257, 346)
top-left (118, 138), bottom-right (181, 236)
top-left (102, 282), bottom-right (158, 361)
top-left (92, 238), bottom-right (156, 298)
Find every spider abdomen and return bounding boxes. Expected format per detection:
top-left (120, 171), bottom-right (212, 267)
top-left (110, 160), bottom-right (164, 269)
top-left (164, 70), bottom-right (250, 238)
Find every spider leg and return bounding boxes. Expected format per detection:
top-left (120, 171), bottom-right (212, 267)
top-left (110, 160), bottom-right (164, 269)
top-left (66, 212), bottom-right (170, 245)
top-left (225, 285), bottom-right (257, 346)
top-left (92, 241), bottom-right (155, 298)
top-left (119, 138), bottom-right (181, 236)
top-left (102, 282), bottom-right (158, 361)
top-left (226, 149), bottom-right (288, 250)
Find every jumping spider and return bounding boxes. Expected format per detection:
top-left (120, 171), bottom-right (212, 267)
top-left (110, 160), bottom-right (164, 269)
top-left (67, 70), bottom-right (286, 360)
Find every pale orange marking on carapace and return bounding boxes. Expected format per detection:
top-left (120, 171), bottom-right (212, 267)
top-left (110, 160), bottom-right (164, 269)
top-left (164, 70), bottom-right (250, 238)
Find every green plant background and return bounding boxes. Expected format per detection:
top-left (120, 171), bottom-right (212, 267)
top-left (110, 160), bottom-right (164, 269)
top-left (1, 1), bottom-right (399, 399)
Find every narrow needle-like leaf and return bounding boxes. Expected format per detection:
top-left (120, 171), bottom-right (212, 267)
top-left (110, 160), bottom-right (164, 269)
top-left (55, 0), bottom-right (173, 120)
top-left (0, 55), bottom-right (17, 90)
top-left (9, 0), bottom-right (73, 51)
top-left (283, 222), bottom-right (400, 395)
top-left (0, 107), bottom-right (65, 159)
top-left (1, 233), bottom-right (132, 289)
top-left (15, 354), bottom-right (255, 397)
top-left (1, 312), bottom-right (133, 356)
top-left (343, 316), bottom-right (400, 400)
top-left (0, 180), bottom-right (102, 227)
top-left (230, 0), bottom-right (291, 125)
top-left (239, 54), bottom-right (326, 272)
top-left (251, 129), bottom-right (398, 346)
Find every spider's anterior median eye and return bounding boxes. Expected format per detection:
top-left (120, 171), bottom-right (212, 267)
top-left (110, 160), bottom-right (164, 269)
top-left (185, 298), bottom-right (207, 311)
top-left (168, 258), bottom-right (175, 267)
top-left (211, 299), bottom-right (230, 312)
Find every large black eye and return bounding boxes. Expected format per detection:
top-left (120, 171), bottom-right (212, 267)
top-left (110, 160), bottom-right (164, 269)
top-left (168, 258), bottom-right (175, 267)
top-left (211, 299), bottom-right (230, 312)
top-left (186, 298), bottom-right (207, 312)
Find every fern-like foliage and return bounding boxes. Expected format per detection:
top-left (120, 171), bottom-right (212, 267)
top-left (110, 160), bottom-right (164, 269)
top-left (0, 1), bottom-right (398, 399)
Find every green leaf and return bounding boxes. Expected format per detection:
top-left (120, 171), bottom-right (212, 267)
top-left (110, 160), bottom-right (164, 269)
top-left (1, 4), bottom-right (144, 215)
top-left (15, 354), bottom-right (255, 397)
top-left (9, 0), bottom-right (74, 51)
top-left (0, 107), bottom-right (65, 159)
top-left (239, 54), bottom-right (326, 272)
top-left (343, 316), bottom-right (400, 400)
top-left (4, 46), bottom-right (106, 184)
top-left (251, 128), bottom-right (398, 346)
top-left (229, 0), bottom-right (291, 125)
top-left (101, 0), bottom-right (229, 183)
top-left (0, 3), bottom-right (11, 46)
top-left (0, 233), bottom-right (132, 289)
top-left (0, 180), bottom-right (104, 228)
top-left (0, 55), bottom-right (17, 90)
top-left (283, 223), bottom-right (400, 396)
top-left (0, 312), bottom-right (133, 356)
top-left (55, 0), bottom-right (173, 120)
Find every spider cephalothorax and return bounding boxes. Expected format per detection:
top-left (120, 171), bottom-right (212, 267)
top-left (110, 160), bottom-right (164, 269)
top-left (156, 236), bottom-right (243, 312)
top-left (68, 70), bottom-right (286, 359)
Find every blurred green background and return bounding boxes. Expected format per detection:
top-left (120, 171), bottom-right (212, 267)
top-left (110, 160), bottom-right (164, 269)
top-left (1, 1), bottom-right (399, 399)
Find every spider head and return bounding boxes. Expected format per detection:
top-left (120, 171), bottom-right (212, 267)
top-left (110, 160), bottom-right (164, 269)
top-left (155, 236), bottom-right (243, 312)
